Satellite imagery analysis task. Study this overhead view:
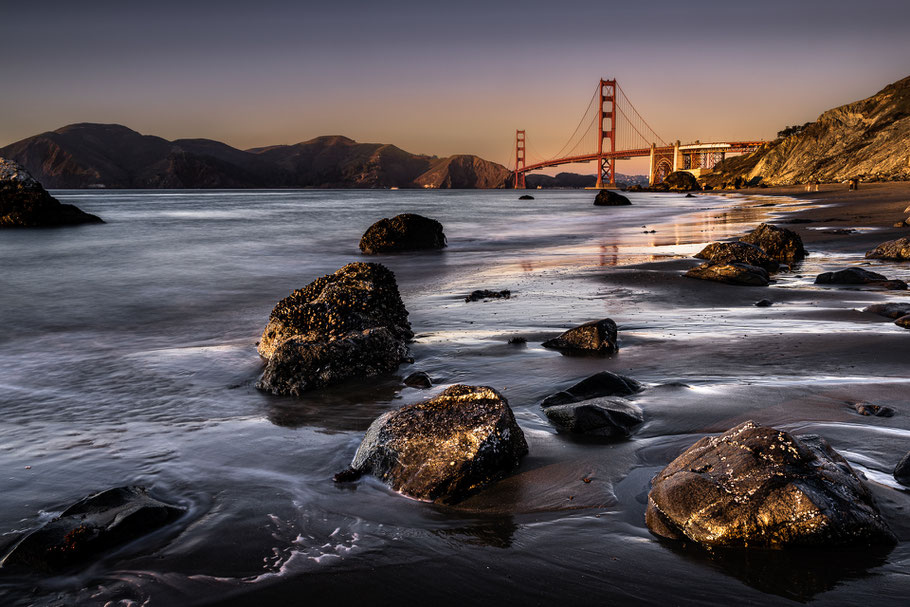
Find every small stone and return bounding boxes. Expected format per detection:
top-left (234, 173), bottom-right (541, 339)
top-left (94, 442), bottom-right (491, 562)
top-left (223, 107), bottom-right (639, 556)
top-left (465, 289), bottom-right (511, 303)
top-left (508, 336), bottom-right (527, 345)
top-left (519, 194), bottom-right (534, 200)
top-left (404, 371), bottom-right (432, 389)
top-left (755, 299), bottom-right (773, 307)
top-left (851, 402), bottom-right (894, 417)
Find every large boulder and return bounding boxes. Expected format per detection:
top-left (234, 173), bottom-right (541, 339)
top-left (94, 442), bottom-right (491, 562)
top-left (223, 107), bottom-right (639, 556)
top-left (863, 302), bottom-right (910, 318)
top-left (694, 241), bottom-right (780, 273)
top-left (663, 171), bottom-right (700, 192)
top-left (541, 371), bottom-right (642, 407)
top-left (815, 267), bottom-right (907, 290)
top-left (593, 190), bottom-right (632, 206)
top-left (865, 237), bottom-right (910, 261)
top-left (740, 223), bottom-right (807, 263)
top-left (334, 385), bottom-right (528, 504)
top-left (256, 263), bottom-right (412, 395)
top-left (359, 213), bottom-right (446, 254)
top-left (543, 398), bottom-right (643, 438)
top-left (542, 318), bottom-right (618, 354)
top-left (646, 421), bottom-right (895, 548)
top-left (685, 262), bottom-right (770, 286)
top-left (0, 158), bottom-right (103, 227)
top-left (0, 486), bottom-right (184, 572)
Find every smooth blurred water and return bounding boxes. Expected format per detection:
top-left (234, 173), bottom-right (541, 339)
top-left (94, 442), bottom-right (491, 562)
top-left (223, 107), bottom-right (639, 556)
top-left (1, 189), bottom-right (909, 606)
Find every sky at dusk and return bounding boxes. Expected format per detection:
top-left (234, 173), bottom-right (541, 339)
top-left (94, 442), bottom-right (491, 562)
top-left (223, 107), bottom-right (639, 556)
top-left (2, 0), bottom-right (910, 174)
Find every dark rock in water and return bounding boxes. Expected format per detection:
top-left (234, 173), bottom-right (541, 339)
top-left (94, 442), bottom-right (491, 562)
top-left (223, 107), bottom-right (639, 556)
top-left (627, 184), bottom-right (643, 192)
top-left (740, 223), bottom-right (807, 263)
top-left (543, 397), bottom-right (643, 437)
top-left (865, 237), bottom-right (910, 261)
top-left (896, 315), bottom-right (910, 329)
top-left (465, 289), bottom-right (511, 303)
top-left (542, 318), bottom-right (618, 354)
top-left (851, 401), bottom-right (894, 417)
top-left (404, 371), bottom-right (432, 389)
top-left (0, 486), bottom-right (184, 572)
top-left (694, 241), bottom-right (780, 273)
top-left (755, 299), bottom-right (774, 307)
top-left (334, 385), bottom-right (528, 504)
top-left (864, 302), bottom-right (910, 319)
top-left (593, 190), bottom-right (631, 206)
top-left (507, 336), bottom-right (527, 345)
top-left (646, 421), bottom-right (895, 548)
top-left (663, 171), bottom-right (700, 192)
top-left (685, 193), bottom-right (695, 198)
top-left (259, 326), bottom-right (408, 396)
top-left (359, 213), bottom-right (446, 254)
top-left (0, 158), bottom-right (103, 227)
top-left (541, 371), bottom-right (642, 408)
top-left (814, 267), bottom-right (907, 290)
top-left (894, 452), bottom-right (910, 485)
top-left (685, 262), bottom-right (770, 286)
top-left (257, 263), bottom-right (412, 395)
top-left (518, 194), bottom-right (535, 200)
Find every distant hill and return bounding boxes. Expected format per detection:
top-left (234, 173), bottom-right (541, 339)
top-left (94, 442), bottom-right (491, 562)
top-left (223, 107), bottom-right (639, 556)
top-left (705, 74), bottom-right (910, 186)
top-left (0, 124), bottom-right (511, 189)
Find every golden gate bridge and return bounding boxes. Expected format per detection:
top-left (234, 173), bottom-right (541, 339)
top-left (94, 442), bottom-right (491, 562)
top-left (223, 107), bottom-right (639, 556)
top-left (512, 79), bottom-right (765, 188)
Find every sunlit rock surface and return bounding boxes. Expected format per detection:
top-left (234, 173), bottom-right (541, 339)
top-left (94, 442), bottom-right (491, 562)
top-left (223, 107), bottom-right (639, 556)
top-left (542, 319), bottom-right (619, 354)
top-left (646, 421), bottom-right (895, 549)
top-left (336, 385), bottom-right (528, 504)
top-left (685, 262), bottom-right (770, 286)
top-left (865, 237), bottom-right (910, 261)
top-left (695, 241), bottom-right (780, 273)
top-left (740, 223), bottom-right (806, 263)
top-left (257, 262), bottom-right (411, 395)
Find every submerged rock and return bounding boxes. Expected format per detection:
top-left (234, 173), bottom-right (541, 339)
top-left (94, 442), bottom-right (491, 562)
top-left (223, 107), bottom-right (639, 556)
top-left (543, 397), bottom-right (643, 437)
top-left (257, 262), bottom-right (412, 395)
top-left (815, 267), bottom-right (907, 290)
top-left (465, 289), bottom-right (511, 302)
top-left (404, 371), bottom-right (432, 389)
top-left (865, 237), bottom-right (910, 261)
top-left (593, 190), bottom-right (632, 206)
top-left (359, 213), bottom-right (446, 254)
top-left (694, 241), bottom-right (780, 273)
top-left (740, 223), bottom-right (807, 263)
top-left (863, 302), bottom-right (910, 318)
top-left (646, 421), bottom-right (895, 548)
top-left (894, 452), bottom-right (910, 485)
top-left (542, 318), bottom-right (619, 354)
top-left (663, 171), bottom-right (700, 192)
top-left (685, 262), bottom-right (770, 286)
top-left (0, 158), bottom-right (103, 227)
top-left (0, 486), bottom-right (184, 572)
top-left (541, 371), bottom-right (642, 408)
top-left (334, 385), bottom-right (528, 504)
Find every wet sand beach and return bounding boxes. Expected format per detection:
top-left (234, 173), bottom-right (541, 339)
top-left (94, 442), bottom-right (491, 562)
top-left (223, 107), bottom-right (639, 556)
top-left (2, 186), bottom-right (910, 606)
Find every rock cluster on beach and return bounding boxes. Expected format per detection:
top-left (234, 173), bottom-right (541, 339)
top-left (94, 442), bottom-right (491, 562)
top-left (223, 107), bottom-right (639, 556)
top-left (359, 213), bottom-right (446, 254)
top-left (686, 223), bottom-right (805, 286)
top-left (0, 486), bottom-right (183, 572)
top-left (646, 421), bottom-right (895, 548)
top-left (335, 385), bottom-right (528, 504)
top-left (257, 262), bottom-right (412, 396)
top-left (540, 371), bottom-right (644, 437)
top-left (0, 158), bottom-right (103, 227)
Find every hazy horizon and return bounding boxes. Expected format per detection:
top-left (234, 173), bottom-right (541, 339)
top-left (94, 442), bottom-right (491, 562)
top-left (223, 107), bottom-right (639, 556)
top-left (3, 0), bottom-right (910, 175)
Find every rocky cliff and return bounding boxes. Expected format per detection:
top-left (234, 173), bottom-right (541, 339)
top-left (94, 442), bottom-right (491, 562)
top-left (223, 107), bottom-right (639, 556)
top-left (706, 75), bottom-right (910, 186)
top-left (0, 125), bottom-right (511, 189)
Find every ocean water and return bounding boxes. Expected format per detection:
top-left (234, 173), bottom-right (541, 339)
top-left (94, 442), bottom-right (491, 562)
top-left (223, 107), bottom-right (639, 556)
top-left (1, 189), bottom-right (908, 606)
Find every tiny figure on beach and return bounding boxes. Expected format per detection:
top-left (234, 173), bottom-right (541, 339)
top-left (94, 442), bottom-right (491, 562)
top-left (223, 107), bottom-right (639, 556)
top-left (848, 177), bottom-right (860, 190)
top-left (805, 179), bottom-right (819, 192)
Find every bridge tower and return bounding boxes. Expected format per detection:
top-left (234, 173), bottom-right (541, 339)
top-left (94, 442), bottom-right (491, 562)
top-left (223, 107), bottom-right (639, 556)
top-left (595, 78), bottom-right (617, 189)
top-left (514, 130), bottom-right (526, 189)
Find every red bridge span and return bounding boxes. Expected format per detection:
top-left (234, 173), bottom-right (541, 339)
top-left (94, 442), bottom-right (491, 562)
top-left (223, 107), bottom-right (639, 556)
top-left (513, 79), bottom-right (764, 188)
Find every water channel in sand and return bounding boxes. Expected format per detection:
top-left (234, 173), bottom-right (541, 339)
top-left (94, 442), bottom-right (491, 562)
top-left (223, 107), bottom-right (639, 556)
top-left (1, 189), bottom-right (908, 605)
